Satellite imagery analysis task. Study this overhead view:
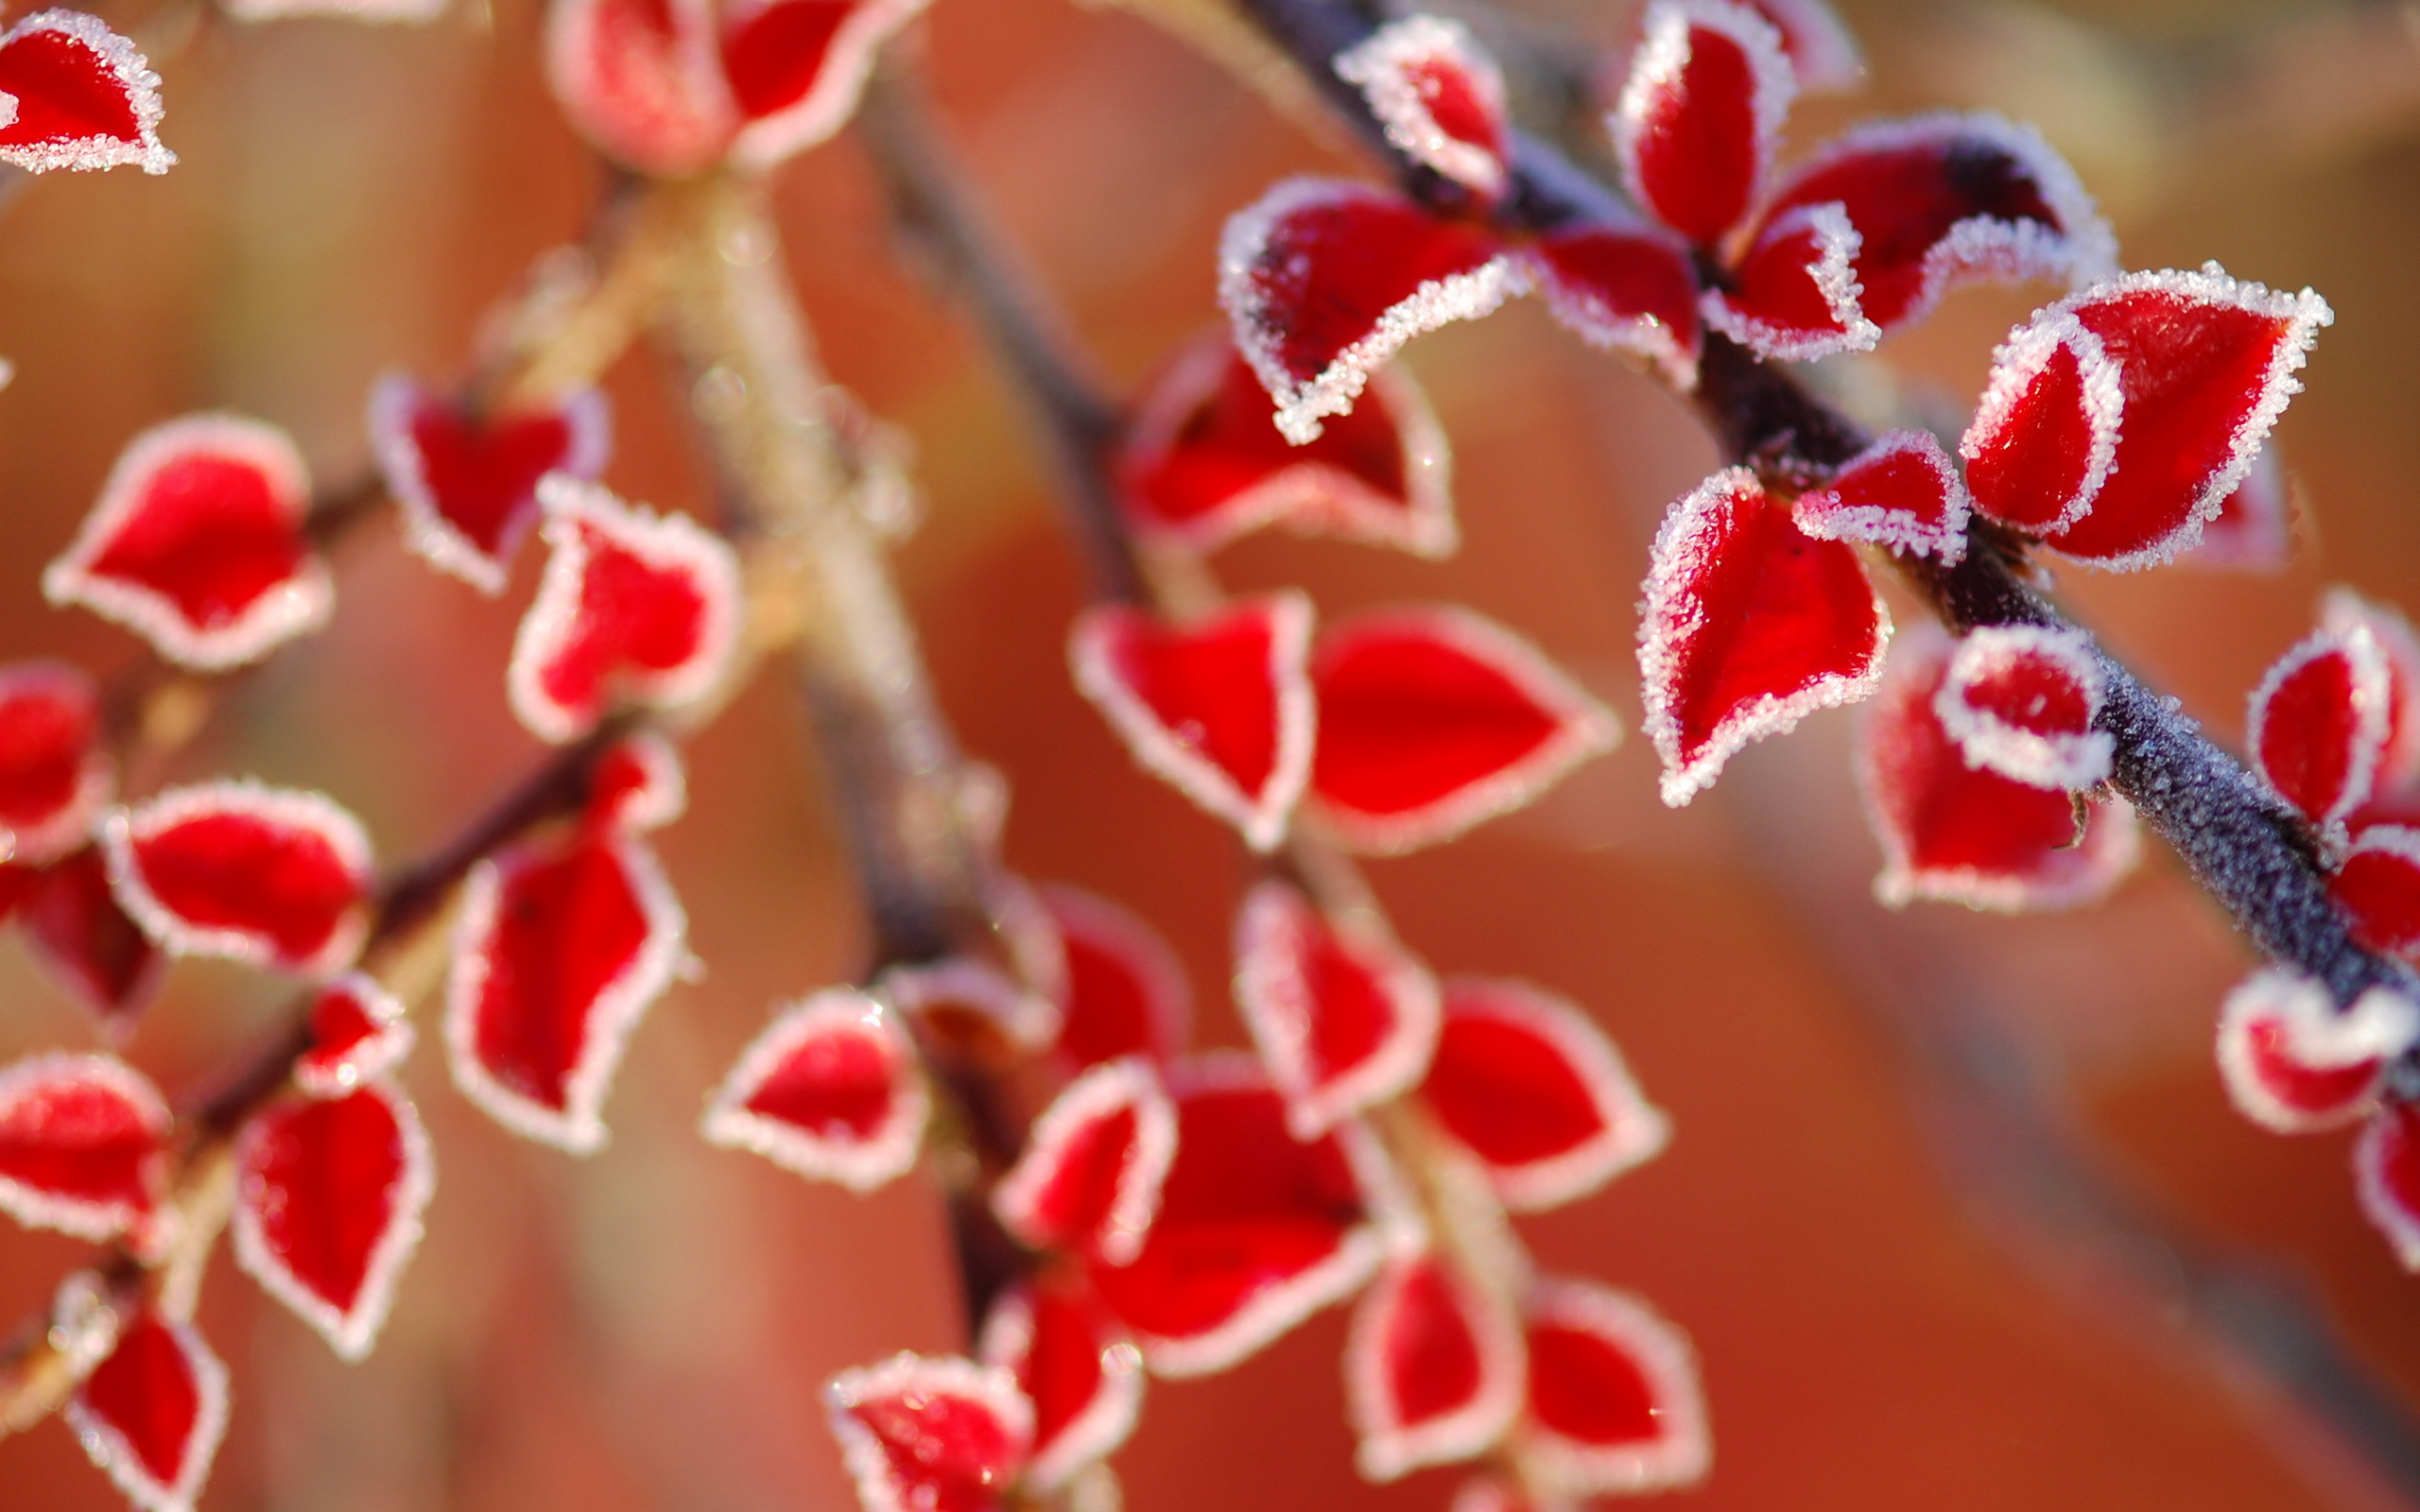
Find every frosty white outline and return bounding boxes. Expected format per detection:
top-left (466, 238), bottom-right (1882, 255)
top-left (1234, 880), bottom-right (1442, 1140)
top-left (881, 956), bottom-right (1063, 1055)
top-left (0, 1052), bottom-right (167, 1243)
top-left (1933, 624), bottom-right (2114, 790)
top-left (2324, 587), bottom-right (2420, 790)
top-left (229, 1075), bottom-right (433, 1361)
top-left (1039, 884), bottom-right (1193, 1065)
top-left (1333, 14), bottom-right (1509, 199)
top-left (2216, 970), bottom-right (2417, 1136)
top-left (728, 0), bottom-right (933, 169)
top-left (826, 1351), bottom-right (1034, 1512)
top-left (1308, 606), bottom-right (1621, 855)
top-left (1789, 427), bottom-right (1972, 565)
top-left (994, 1057), bottom-right (1176, 1264)
top-left (1067, 593), bottom-right (1317, 853)
top-left (543, 0), bottom-right (738, 176)
top-left (444, 832), bottom-right (688, 1154)
top-left (2246, 620), bottom-right (2395, 838)
top-left (2180, 441), bottom-right (2291, 573)
top-left (44, 413), bottom-right (326, 671)
top-left (368, 373), bottom-right (613, 595)
top-left (1639, 467), bottom-right (1892, 808)
top-left (509, 475), bottom-right (745, 744)
top-left (64, 1311), bottom-right (229, 1512)
top-left (1517, 1279), bottom-right (1709, 1495)
top-left (977, 1284), bottom-right (1148, 1493)
top-left (1219, 177), bottom-right (1520, 445)
top-left (2335, 825), bottom-right (2420, 957)
top-left (1516, 222), bottom-right (1703, 390)
top-left (0, 660), bottom-right (112, 867)
top-left (588, 730), bottom-right (688, 833)
top-left (700, 988), bottom-right (931, 1191)
top-left (1957, 312), bottom-right (2122, 535)
top-left (1118, 331), bottom-right (1458, 559)
top-left (0, 10), bottom-right (176, 174)
top-left (1344, 1249), bottom-right (1526, 1481)
top-left (1611, 0), bottom-right (1795, 246)
top-left (1749, 0), bottom-right (1862, 91)
top-left (1702, 200), bottom-right (1879, 361)
top-left (103, 781), bottom-right (374, 976)
top-left (293, 972), bottom-right (417, 1098)
top-left (2039, 264), bottom-right (2333, 572)
top-left (1429, 979), bottom-right (1670, 1212)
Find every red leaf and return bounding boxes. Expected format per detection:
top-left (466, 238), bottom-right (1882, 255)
top-left (2035, 268), bottom-right (2332, 569)
top-left (1737, 0), bottom-right (1860, 91)
top-left (978, 1277), bottom-right (1146, 1492)
top-left (1858, 627), bottom-right (2138, 911)
top-left (0, 11), bottom-right (174, 175)
top-left (1612, 0), bottom-right (1792, 246)
top-left (0, 860), bottom-right (37, 923)
top-left (1518, 1280), bottom-right (1709, 1494)
top-left (0, 1052), bottom-right (166, 1242)
top-left (1116, 334), bottom-right (1456, 558)
top-left (1220, 179), bottom-right (1514, 444)
top-left (1039, 885), bottom-right (1193, 1071)
top-left (883, 957), bottom-right (1060, 1058)
top-left (66, 1310), bottom-right (229, 1512)
top-left (2325, 588), bottom-right (2420, 796)
top-left (509, 477), bottom-right (743, 744)
top-left (45, 416), bottom-right (328, 671)
top-left (1702, 201), bottom-right (1877, 361)
top-left (1333, 15), bottom-right (1510, 199)
top-left (1068, 594), bottom-right (1315, 851)
top-left (544, 0), bottom-right (737, 176)
top-left (1085, 1055), bottom-right (1385, 1376)
top-left (233, 1078), bottom-right (433, 1360)
top-left (1344, 1250), bottom-right (1524, 1481)
top-left (20, 847), bottom-right (165, 1030)
top-left (1420, 980), bottom-right (1668, 1211)
top-left (369, 374), bottom-right (611, 594)
top-left (702, 987), bottom-right (928, 1189)
top-left (721, 0), bottom-right (927, 166)
top-left (2218, 971), bottom-right (2415, 1135)
top-left (1638, 468), bottom-right (1890, 806)
top-left (444, 831), bottom-right (686, 1153)
top-left (2359, 1099), bottom-right (2420, 1270)
top-left (1959, 313), bottom-right (2121, 534)
top-left (0, 661), bottom-right (111, 867)
top-left (994, 1057), bottom-right (1176, 1263)
top-left (104, 782), bottom-right (372, 974)
top-left (1236, 880), bottom-right (1440, 1137)
top-left (2180, 442), bottom-right (2291, 573)
top-left (1789, 428), bottom-right (1971, 564)
top-left (1518, 222), bottom-right (1703, 387)
top-left (827, 1352), bottom-right (1033, 1512)
top-left (2248, 619), bottom-right (2396, 834)
top-left (582, 731), bottom-right (688, 833)
top-left (2334, 826), bottom-right (2420, 962)
top-left (1750, 113), bottom-right (2115, 335)
top-left (1932, 624), bottom-right (2112, 790)
top-left (1308, 608), bottom-right (1617, 854)
top-left (295, 974), bottom-right (416, 1098)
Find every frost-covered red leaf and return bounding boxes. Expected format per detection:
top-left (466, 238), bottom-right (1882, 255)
top-left (510, 477), bottom-right (742, 743)
top-left (65, 1310), bottom-right (228, 1512)
top-left (1085, 1055), bottom-right (1386, 1377)
top-left (1613, 0), bottom-right (1792, 247)
top-left (0, 11), bottom-right (174, 175)
top-left (1333, 14), bottom-right (1509, 199)
top-left (1235, 881), bottom-right (1440, 1138)
top-left (1040, 885), bottom-right (1192, 1071)
top-left (444, 830), bottom-right (685, 1153)
top-left (1518, 1280), bottom-right (1708, 1494)
top-left (1308, 608), bottom-right (1619, 854)
top-left (1701, 201), bottom-right (1877, 361)
top-left (2182, 443), bottom-right (2291, 572)
top-left (701, 987), bottom-right (928, 1190)
top-left (1517, 223), bottom-right (1703, 387)
top-left (2216, 971), bottom-right (2416, 1135)
top-left (582, 730), bottom-right (689, 833)
top-left (104, 782), bottom-right (372, 975)
top-left (1638, 468), bottom-right (1890, 806)
top-left (1419, 980), bottom-right (1668, 1211)
top-left (1116, 335), bottom-right (1456, 558)
top-left (827, 1352), bottom-right (1033, 1512)
top-left (2358, 1097), bottom-right (2420, 1269)
top-left (1858, 629), bottom-right (2138, 911)
top-left (0, 661), bottom-right (110, 867)
top-left (2325, 588), bottom-right (2420, 793)
top-left (1789, 428), bottom-right (1971, 564)
top-left (295, 974), bottom-right (416, 1098)
top-left (44, 415), bottom-right (328, 671)
top-left (2248, 619), bottom-right (2395, 834)
top-left (1220, 179), bottom-right (1514, 444)
top-left (883, 957), bottom-right (1060, 1058)
top-left (978, 1277), bottom-right (1145, 1492)
top-left (1959, 314), bottom-right (2120, 534)
top-left (232, 1078), bottom-right (433, 1360)
top-left (994, 1057), bottom-right (1176, 1263)
top-left (1932, 625), bottom-right (2112, 790)
top-left (2333, 827), bottom-right (2420, 962)
top-left (1344, 1249), bottom-right (1524, 1481)
top-left (545, 0), bottom-right (736, 177)
top-left (369, 374), bottom-right (611, 594)
top-left (721, 0), bottom-right (931, 167)
top-left (1068, 593), bottom-right (1315, 852)
top-left (0, 1052), bottom-right (166, 1242)
top-left (20, 847), bottom-right (165, 1029)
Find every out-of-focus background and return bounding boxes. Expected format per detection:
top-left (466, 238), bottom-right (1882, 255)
top-left (6, 0), bottom-right (2420, 1506)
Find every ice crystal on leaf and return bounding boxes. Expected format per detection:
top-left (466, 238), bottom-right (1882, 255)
top-left (1933, 625), bottom-right (2113, 790)
top-left (369, 374), bottom-right (612, 594)
top-left (65, 1309), bottom-right (228, 1512)
top-left (0, 1052), bottom-right (167, 1243)
top-left (701, 988), bottom-right (930, 1191)
top-left (2216, 970), bottom-right (2416, 1135)
top-left (1701, 200), bottom-right (1877, 362)
top-left (978, 1277), bottom-right (1145, 1493)
top-left (1038, 885), bottom-right (1192, 1072)
top-left (1334, 15), bottom-right (1510, 200)
top-left (1235, 880), bottom-right (1442, 1139)
top-left (0, 661), bottom-right (111, 868)
top-left (826, 1352), bottom-right (1034, 1512)
top-left (1789, 429), bottom-right (1971, 565)
top-left (1612, 0), bottom-right (1793, 249)
top-left (103, 782), bottom-right (373, 976)
top-left (993, 1057), bottom-right (1176, 1264)
top-left (1344, 1249), bottom-right (1525, 1481)
top-left (295, 974), bottom-right (416, 1097)
top-left (0, 10), bottom-right (175, 175)
top-left (2247, 616), bottom-right (2397, 838)
top-left (1517, 1280), bottom-right (1709, 1495)
top-left (1513, 224), bottom-right (1703, 385)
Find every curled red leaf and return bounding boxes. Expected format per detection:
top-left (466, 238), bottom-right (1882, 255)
top-left (2325, 588), bottom-right (2420, 796)
top-left (1932, 624), bottom-right (2111, 790)
top-left (0, 1052), bottom-right (166, 1242)
top-left (722, 0), bottom-right (928, 167)
top-left (545, 0), bottom-right (737, 176)
top-left (2333, 826), bottom-right (2420, 963)
top-left (1333, 14), bottom-right (1509, 199)
top-left (0, 10), bottom-right (175, 175)
top-left (65, 1310), bottom-right (228, 1512)
top-left (1344, 1249), bottom-right (1525, 1481)
top-left (1516, 221), bottom-right (1703, 387)
top-left (19, 847), bottom-right (165, 1030)
top-left (2248, 618), bottom-right (2396, 836)
top-left (1789, 428), bottom-right (1971, 565)
top-left (1236, 880), bottom-right (1441, 1138)
top-left (2218, 971), bottom-right (2416, 1136)
top-left (369, 374), bottom-right (612, 594)
top-left (0, 661), bottom-right (111, 867)
top-left (978, 1277), bottom-right (1145, 1493)
top-left (1613, 0), bottom-right (1793, 247)
top-left (1039, 885), bottom-right (1193, 1071)
top-left (701, 987), bottom-right (929, 1190)
top-left (582, 730), bottom-right (689, 833)
top-left (1702, 200), bottom-right (1876, 360)
top-left (1517, 1279), bottom-right (1709, 1495)
top-left (2358, 1099), bottom-right (2420, 1271)
top-left (827, 1352), bottom-right (1034, 1512)
top-left (994, 1057), bottom-right (1176, 1264)
top-left (104, 782), bottom-right (372, 975)
top-left (295, 973), bottom-right (416, 1098)
top-left (1959, 311), bottom-right (2121, 534)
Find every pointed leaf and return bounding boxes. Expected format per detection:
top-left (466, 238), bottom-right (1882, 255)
top-left (20, 847), bottom-right (165, 1030)
top-left (1702, 200), bottom-right (1878, 360)
top-left (1517, 1280), bottom-right (1708, 1494)
top-left (994, 1057), bottom-right (1176, 1264)
top-left (1613, 0), bottom-right (1792, 246)
top-left (0, 11), bottom-right (174, 175)
top-left (2248, 619), bottom-right (2396, 834)
top-left (1789, 428), bottom-right (1971, 564)
top-left (0, 1052), bottom-right (166, 1242)
top-left (2325, 588), bottom-right (2420, 796)
top-left (1959, 312), bottom-right (2121, 533)
top-left (827, 1352), bottom-right (1033, 1512)
top-left (978, 1277), bottom-right (1146, 1493)
top-left (582, 730), bottom-right (688, 833)
top-left (295, 973), bottom-right (415, 1098)
top-left (104, 782), bottom-right (372, 975)
top-left (1236, 880), bottom-right (1440, 1138)
top-left (369, 374), bottom-right (612, 594)
top-left (65, 1311), bottom-right (228, 1512)
top-left (701, 987), bottom-right (929, 1190)
top-left (1333, 14), bottom-right (1510, 198)
top-left (1345, 1249), bottom-right (1525, 1481)
top-left (722, 0), bottom-right (930, 167)
top-left (544, 0), bottom-right (737, 176)
top-left (1519, 221), bottom-right (1703, 387)
top-left (2333, 826), bottom-right (2420, 963)
top-left (1039, 885), bottom-right (1192, 1071)
top-left (1932, 624), bottom-right (2112, 789)
top-left (2217, 970), bottom-right (2416, 1135)
top-left (0, 661), bottom-right (110, 867)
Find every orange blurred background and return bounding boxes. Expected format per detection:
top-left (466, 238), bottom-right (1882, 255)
top-left (7, 0), bottom-right (2420, 1507)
